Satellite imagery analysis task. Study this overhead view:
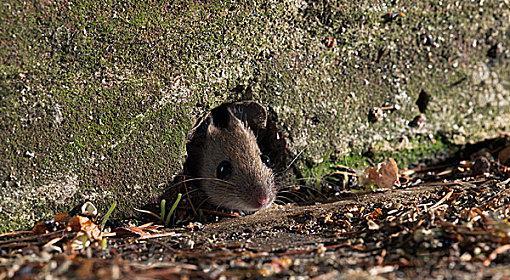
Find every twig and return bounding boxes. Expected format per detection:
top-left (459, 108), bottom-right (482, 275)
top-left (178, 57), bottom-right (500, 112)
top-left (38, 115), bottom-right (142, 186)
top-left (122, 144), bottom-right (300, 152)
top-left (484, 244), bottom-right (510, 267)
top-left (138, 232), bottom-right (178, 240)
top-left (429, 190), bottom-right (454, 210)
top-left (0, 231), bottom-right (33, 239)
top-left (134, 208), bottom-right (161, 220)
top-left (0, 230), bottom-right (68, 246)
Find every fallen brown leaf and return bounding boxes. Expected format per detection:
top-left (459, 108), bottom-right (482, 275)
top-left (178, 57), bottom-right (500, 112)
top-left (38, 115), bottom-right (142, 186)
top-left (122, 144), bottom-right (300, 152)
top-left (113, 223), bottom-right (163, 238)
top-left (67, 216), bottom-right (102, 241)
top-left (32, 221), bottom-right (49, 235)
top-left (498, 146), bottom-right (510, 165)
top-left (368, 208), bottom-right (383, 220)
top-left (54, 212), bottom-right (71, 223)
top-left (361, 158), bottom-right (400, 189)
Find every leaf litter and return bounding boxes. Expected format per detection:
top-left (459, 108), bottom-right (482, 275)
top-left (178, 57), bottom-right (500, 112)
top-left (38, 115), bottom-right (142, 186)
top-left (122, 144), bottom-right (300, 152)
top-left (1, 137), bottom-right (510, 279)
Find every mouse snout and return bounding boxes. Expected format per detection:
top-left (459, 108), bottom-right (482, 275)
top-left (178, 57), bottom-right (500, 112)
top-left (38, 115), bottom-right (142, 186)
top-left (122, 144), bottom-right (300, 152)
top-left (255, 194), bottom-right (270, 208)
top-left (250, 188), bottom-right (274, 209)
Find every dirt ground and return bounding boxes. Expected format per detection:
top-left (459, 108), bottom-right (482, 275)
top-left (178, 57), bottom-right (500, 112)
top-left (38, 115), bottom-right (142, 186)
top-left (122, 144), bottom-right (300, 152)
top-left (1, 138), bottom-right (510, 279)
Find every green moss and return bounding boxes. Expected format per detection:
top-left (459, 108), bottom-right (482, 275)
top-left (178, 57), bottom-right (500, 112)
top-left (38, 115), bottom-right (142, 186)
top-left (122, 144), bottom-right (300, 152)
top-left (303, 134), bottom-right (454, 185)
top-left (372, 136), bottom-right (454, 168)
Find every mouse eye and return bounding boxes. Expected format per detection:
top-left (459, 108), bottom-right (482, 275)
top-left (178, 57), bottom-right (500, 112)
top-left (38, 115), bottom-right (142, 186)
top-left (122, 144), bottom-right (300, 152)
top-left (216, 160), bottom-right (232, 180)
top-left (261, 154), bottom-right (271, 167)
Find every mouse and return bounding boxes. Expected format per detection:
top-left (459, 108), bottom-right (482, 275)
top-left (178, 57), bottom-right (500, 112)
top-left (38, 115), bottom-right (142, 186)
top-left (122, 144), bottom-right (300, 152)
top-left (184, 101), bottom-right (277, 212)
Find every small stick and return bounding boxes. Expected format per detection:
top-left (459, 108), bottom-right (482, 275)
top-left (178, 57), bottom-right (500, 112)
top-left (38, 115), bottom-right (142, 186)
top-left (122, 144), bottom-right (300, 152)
top-left (429, 189), bottom-right (454, 210)
top-left (484, 244), bottom-right (510, 267)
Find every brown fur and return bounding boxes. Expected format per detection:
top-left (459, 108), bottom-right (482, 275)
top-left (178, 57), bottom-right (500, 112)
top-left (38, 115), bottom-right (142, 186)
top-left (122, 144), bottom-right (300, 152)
top-left (185, 102), bottom-right (276, 212)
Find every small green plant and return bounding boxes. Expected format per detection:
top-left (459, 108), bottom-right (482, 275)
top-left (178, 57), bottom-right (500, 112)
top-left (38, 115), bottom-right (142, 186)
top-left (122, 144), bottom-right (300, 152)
top-left (160, 193), bottom-right (183, 226)
top-left (100, 202), bottom-right (117, 230)
top-left (100, 238), bottom-right (108, 250)
top-left (160, 199), bottom-right (167, 223)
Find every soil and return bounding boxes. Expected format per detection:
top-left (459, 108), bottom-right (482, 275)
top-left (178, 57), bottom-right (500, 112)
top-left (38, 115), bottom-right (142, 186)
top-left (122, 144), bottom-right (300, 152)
top-left (1, 138), bottom-right (510, 279)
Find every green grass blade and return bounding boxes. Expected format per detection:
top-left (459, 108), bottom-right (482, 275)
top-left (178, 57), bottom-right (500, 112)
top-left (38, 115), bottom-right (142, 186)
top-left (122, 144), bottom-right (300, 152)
top-left (100, 202), bottom-right (117, 230)
top-left (160, 199), bottom-right (167, 223)
top-left (165, 193), bottom-right (182, 226)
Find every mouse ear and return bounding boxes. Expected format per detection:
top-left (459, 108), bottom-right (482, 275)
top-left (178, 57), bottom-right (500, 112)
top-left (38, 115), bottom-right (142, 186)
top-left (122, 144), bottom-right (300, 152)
top-left (187, 114), bottom-right (210, 143)
top-left (229, 101), bottom-right (268, 130)
top-left (188, 101), bottom-right (268, 140)
top-left (210, 103), bottom-right (234, 129)
top-left (189, 104), bottom-right (236, 142)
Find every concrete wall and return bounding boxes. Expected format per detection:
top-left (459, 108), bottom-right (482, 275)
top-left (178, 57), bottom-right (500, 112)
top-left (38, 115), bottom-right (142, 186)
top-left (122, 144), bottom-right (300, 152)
top-left (1, 0), bottom-right (508, 231)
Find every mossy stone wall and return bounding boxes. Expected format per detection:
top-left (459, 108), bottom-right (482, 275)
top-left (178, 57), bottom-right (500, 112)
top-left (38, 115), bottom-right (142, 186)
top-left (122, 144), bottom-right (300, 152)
top-left (1, 0), bottom-right (508, 231)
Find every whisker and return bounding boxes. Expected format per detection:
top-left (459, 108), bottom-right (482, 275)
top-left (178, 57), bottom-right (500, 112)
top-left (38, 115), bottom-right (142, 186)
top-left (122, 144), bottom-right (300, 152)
top-left (276, 190), bottom-right (295, 194)
top-left (275, 149), bottom-right (305, 175)
top-left (279, 184), bottom-right (328, 200)
top-left (277, 190), bottom-right (304, 198)
top-left (275, 196), bottom-right (296, 204)
top-left (294, 172), bottom-right (358, 183)
top-left (180, 188), bottom-right (200, 197)
top-left (195, 197), bottom-right (212, 210)
top-left (277, 191), bottom-right (306, 203)
top-left (167, 177), bottom-right (239, 189)
top-left (294, 177), bottom-right (324, 182)
top-left (274, 199), bottom-right (291, 205)
top-left (278, 184), bottom-right (313, 190)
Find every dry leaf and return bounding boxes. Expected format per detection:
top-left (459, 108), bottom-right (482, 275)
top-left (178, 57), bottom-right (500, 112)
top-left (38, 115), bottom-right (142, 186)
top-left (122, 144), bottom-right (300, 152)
top-left (498, 146), bottom-right (510, 165)
top-left (32, 221), bottom-right (49, 235)
top-left (113, 223), bottom-right (163, 238)
top-left (259, 257), bottom-right (293, 277)
top-left (361, 158), bottom-right (400, 189)
top-left (368, 208), bottom-right (383, 220)
top-left (54, 212), bottom-right (71, 223)
top-left (32, 213), bottom-right (71, 234)
top-left (67, 216), bottom-right (102, 241)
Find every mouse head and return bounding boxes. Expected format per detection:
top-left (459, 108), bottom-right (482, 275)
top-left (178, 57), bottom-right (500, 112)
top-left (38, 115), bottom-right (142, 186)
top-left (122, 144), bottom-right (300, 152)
top-left (186, 102), bottom-right (276, 212)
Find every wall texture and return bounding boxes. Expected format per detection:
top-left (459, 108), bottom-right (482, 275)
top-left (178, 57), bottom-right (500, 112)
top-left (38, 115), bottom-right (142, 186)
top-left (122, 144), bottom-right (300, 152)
top-left (1, 0), bottom-right (509, 231)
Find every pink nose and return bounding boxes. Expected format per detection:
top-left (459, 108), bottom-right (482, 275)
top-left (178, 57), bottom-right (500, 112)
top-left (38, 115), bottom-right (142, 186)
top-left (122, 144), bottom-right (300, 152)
top-left (255, 195), bottom-right (270, 208)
